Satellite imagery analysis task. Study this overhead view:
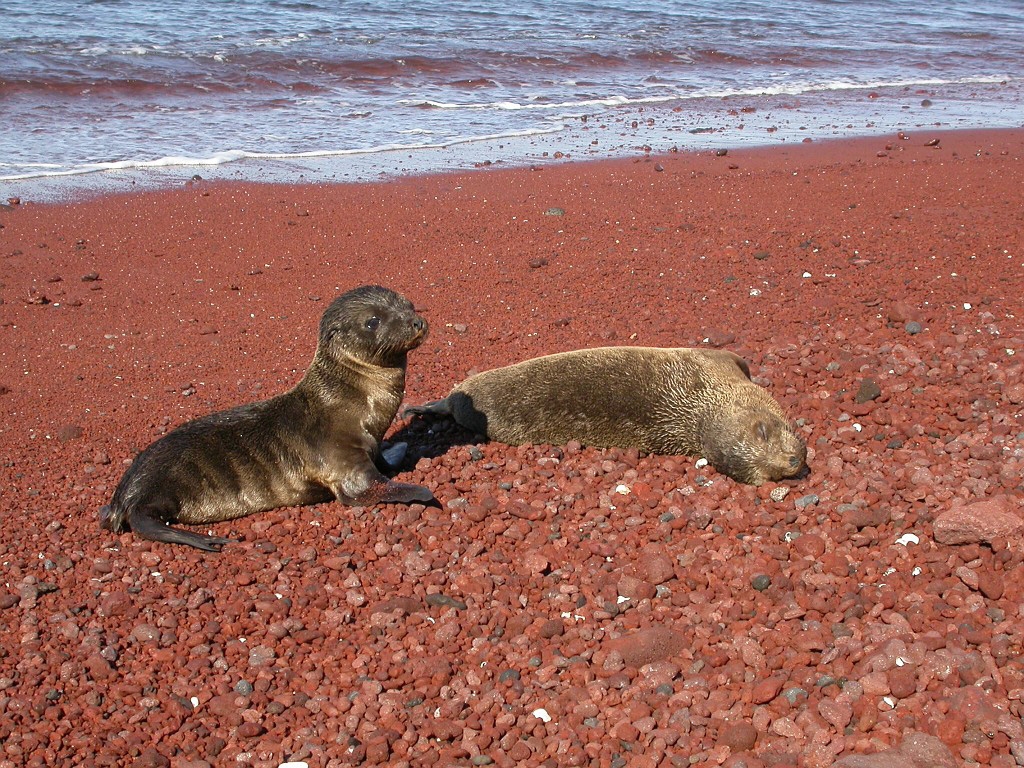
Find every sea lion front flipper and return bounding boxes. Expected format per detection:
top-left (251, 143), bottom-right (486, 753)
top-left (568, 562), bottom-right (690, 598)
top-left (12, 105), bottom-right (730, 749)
top-left (402, 397), bottom-right (453, 420)
top-left (330, 454), bottom-right (436, 507)
top-left (128, 506), bottom-right (236, 552)
top-left (360, 479), bottom-right (438, 506)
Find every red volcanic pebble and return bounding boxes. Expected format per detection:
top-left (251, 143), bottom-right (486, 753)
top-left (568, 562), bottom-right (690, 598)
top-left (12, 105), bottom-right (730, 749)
top-left (0, 130), bottom-right (1023, 765)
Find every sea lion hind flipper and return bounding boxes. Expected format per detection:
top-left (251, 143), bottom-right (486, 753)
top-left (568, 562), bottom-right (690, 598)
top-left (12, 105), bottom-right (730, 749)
top-left (402, 397), bottom-right (453, 420)
top-left (128, 506), bottom-right (236, 552)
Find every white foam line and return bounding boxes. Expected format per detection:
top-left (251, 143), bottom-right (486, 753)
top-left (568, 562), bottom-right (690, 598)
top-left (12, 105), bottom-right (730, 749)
top-left (398, 75), bottom-right (1012, 112)
top-left (0, 126), bottom-right (568, 182)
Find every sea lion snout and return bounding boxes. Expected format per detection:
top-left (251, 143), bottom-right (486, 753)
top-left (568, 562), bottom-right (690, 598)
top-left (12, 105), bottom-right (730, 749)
top-left (754, 425), bottom-right (808, 484)
top-left (789, 460), bottom-right (811, 480)
top-left (408, 314), bottom-right (429, 344)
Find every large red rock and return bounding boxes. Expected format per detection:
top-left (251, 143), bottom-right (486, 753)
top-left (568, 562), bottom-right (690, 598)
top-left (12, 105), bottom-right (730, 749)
top-left (933, 497), bottom-right (1023, 545)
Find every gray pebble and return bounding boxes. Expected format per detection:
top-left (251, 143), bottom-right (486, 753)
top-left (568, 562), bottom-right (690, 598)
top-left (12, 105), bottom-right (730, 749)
top-left (781, 687), bottom-right (809, 704)
top-left (795, 494), bottom-right (820, 509)
top-left (235, 680), bottom-right (254, 696)
top-left (905, 320), bottom-right (923, 335)
top-left (751, 574), bottom-right (772, 591)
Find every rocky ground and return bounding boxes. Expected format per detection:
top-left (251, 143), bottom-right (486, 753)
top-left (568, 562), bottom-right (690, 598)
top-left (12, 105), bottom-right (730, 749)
top-left (1, 129), bottom-right (1022, 767)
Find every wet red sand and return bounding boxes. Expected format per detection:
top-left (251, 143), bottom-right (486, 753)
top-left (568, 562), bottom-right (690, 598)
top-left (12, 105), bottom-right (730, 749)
top-left (2, 130), bottom-right (1023, 768)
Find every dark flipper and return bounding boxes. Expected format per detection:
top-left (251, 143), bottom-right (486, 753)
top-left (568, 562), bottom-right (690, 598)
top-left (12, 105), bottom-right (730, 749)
top-left (129, 507), bottom-right (236, 552)
top-left (352, 479), bottom-right (437, 507)
top-left (378, 441), bottom-right (408, 469)
top-left (402, 397), bottom-right (453, 420)
top-left (331, 451), bottom-right (437, 508)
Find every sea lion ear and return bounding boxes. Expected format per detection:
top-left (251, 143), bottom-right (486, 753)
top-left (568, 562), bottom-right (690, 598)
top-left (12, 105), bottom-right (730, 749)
top-left (756, 421), bottom-right (769, 442)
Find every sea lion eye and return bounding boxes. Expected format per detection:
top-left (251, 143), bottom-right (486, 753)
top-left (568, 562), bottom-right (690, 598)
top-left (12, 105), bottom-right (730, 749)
top-left (365, 316), bottom-right (380, 331)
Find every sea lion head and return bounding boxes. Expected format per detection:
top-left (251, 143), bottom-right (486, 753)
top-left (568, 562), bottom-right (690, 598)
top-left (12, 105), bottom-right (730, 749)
top-left (702, 397), bottom-right (808, 486)
top-left (318, 285), bottom-right (428, 367)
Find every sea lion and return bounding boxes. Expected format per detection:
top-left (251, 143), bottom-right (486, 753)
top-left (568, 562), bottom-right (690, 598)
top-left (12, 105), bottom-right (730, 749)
top-left (406, 346), bottom-right (807, 486)
top-left (100, 285), bottom-right (435, 551)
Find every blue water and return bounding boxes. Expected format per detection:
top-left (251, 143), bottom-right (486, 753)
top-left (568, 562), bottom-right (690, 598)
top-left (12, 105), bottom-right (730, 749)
top-left (2, 0), bottom-right (1022, 200)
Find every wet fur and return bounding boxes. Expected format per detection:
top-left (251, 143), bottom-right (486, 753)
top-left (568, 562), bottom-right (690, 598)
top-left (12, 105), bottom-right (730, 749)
top-left (406, 347), bottom-right (807, 486)
top-left (101, 285), bottom-right (434, 551)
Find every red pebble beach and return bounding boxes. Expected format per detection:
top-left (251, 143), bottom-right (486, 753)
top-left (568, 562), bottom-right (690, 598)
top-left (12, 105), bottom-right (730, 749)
top-left (1, 130), bottom-right (1023, 767)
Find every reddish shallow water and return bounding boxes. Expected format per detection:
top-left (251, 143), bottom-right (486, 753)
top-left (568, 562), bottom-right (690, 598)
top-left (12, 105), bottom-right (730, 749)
top-left (0, 130), bottom-right (1022, 766)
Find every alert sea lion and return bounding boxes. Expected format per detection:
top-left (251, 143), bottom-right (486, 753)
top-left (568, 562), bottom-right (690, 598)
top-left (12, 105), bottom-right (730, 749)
top-left (406, 346), bottom-right (808, 486)
top-left (100, 285), bottom-right (435, 551)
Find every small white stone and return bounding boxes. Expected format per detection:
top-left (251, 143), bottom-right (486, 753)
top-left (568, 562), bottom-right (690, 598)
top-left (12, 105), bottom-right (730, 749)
top-left (895, 657), bottom-right (906, 667)
top-left (694, 458), bottom-right (709, 469)
top-left (616, 595), bottom-right (630, 605)
top-left (895, 533), bottom-right (919, 546)
top-left (190, 696), bottom-right (200, 708)
top-left (614, 484), bottom-right (630, 495)
top-left (802, 271), bottom-right (812, 278)
top-left (882, 696), bottom-right (896, 709)
top-left (852, 423), bottom-right (863, 432)
top-left (911, 566), bottom-right (923, 576)
top-left (749, 288), bottom-right (761, 297)
top-left (279, 763), bottom-right (310, 768)
top-left (532, 708), bottom-right (552, 723)
top-left (963, 302), bottom-right (972, 310)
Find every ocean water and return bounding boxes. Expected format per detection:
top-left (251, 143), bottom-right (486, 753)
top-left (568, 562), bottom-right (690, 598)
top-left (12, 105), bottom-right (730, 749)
top-left (2, 0), bottom-right (1022, 200)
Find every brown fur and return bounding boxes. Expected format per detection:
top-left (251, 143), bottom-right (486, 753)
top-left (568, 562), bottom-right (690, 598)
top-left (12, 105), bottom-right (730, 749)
top-left (406, 346), bottom-right (807, 486)
top-left (100, 285), bottom-right (435, 551)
